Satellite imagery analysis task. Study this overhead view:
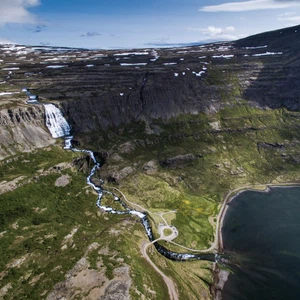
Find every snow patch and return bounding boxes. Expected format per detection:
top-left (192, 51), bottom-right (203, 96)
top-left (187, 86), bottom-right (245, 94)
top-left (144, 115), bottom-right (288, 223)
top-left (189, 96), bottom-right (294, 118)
top-left (46, 65), bottom-right (67, 69)
top-left (120, 63), bottom-right (147, 66)
top-left (212, 54), bottom-right (234, 59)
top-left (252, 51), bottom-right (283, 57)
top-left (0, 92), bottom-right (20, 96)
top-left (114, 52), bottom-right (149, 56)
top-left (245, 45), bottom-right (267, 49)
top-left (192, 71), bottom-right (205, 77)
top-left (2, 67), bottom-right (20, 70)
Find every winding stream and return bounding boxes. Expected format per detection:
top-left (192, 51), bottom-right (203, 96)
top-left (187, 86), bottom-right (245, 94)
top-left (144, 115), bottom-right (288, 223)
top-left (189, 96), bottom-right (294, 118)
top-left (26, 92), bottom-right (217, 263)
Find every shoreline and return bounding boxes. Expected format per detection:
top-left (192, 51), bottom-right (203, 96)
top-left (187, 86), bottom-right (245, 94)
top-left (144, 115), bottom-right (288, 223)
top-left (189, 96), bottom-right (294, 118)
top-left (212, 182), bottom-right (300, 300)
top-left (216, 182), bottom-right (300, 252)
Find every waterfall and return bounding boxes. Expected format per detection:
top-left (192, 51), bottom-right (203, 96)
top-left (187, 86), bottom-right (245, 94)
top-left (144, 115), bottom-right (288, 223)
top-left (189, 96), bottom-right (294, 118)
top-left (36, 100), bottom-right (217, 263)
top-left (43, 104), bottom-right (71, 138)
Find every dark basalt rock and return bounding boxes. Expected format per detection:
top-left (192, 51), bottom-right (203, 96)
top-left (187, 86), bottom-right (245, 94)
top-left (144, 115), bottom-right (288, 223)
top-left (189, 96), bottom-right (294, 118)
top-left (160, 153), bottom-right (197, 169)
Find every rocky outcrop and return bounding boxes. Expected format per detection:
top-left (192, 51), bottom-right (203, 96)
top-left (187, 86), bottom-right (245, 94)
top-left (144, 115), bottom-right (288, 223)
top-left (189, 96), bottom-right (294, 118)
top-left (46, 243), bottom-right (131, 300)
top-left (0, 105), bottom-right (55, 160)
top-left (160, 154), bottom-right (197, 169)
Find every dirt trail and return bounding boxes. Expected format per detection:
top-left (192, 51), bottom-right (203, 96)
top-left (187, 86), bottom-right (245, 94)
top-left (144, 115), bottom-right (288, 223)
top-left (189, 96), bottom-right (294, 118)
top-left (141, 242), bottom-right (178, 300)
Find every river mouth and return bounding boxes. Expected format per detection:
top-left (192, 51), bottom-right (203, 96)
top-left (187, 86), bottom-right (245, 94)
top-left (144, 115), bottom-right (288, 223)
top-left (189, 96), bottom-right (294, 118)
top-left (221, 187), bottom-right (300, 300)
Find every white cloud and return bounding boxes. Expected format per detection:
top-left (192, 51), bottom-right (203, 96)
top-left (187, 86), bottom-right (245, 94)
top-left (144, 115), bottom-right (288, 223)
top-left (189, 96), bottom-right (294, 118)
top-left (277, 11), bottom-right (300, 23)
top-left (200, 0), bottom-right (300, 12)
top-left (0, 0), bottom-right (40, 25)
top-left (186, 26), bottom-right (240, 40)
top-left (0, 38), bottom-right (15, 44)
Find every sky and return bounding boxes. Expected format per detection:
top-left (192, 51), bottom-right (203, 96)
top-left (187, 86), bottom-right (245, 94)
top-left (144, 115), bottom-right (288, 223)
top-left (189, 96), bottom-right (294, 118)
top-left (1, 0), bottom-right (300, 49)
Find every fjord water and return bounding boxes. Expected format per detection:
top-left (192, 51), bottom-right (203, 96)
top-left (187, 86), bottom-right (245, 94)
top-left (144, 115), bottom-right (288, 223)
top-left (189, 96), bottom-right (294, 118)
top-left (221, 187), bottom-right (300, 300)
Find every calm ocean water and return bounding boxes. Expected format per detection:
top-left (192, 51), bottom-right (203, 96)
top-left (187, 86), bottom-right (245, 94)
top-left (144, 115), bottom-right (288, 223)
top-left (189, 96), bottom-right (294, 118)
top-left (221, 187), bottom-right (300, 300)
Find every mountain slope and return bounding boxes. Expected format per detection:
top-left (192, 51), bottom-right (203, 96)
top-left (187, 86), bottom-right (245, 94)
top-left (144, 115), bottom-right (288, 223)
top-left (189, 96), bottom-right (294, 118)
top-left (1, 25), bottom-right (300, 300)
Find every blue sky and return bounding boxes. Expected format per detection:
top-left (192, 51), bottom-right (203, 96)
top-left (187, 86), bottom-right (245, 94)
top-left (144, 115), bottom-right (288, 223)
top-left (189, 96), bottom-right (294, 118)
top-left (1, 0), bottom-right (300, 49)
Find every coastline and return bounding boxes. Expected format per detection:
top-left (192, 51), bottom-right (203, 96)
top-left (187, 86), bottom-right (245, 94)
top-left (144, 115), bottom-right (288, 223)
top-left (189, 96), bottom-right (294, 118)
top-left (212, 182), bottom-right (300, 300)
top-left (216, 182), bottom-right (300, 252)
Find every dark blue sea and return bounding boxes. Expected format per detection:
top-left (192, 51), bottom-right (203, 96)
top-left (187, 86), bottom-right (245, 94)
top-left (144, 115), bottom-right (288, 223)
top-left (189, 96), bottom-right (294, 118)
top-left (221, 187), bottom-right (300, 300)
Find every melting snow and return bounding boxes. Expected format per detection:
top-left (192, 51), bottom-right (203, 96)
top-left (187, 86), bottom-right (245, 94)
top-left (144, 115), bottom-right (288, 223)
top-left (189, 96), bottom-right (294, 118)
top-left (212, 54), bottom-right (234, 59)
top-left (245, 45), bottom-right (267, 49)
top-left (174, 73), bottom-right (179, 77)
top-left (2, 67), bottom-right (20, 70)
top-left (86, 64), bottom-right (94, 67)
top-left (0, 92), bottom-right (20, 96)
top-left (163, 62), bottom-right (177, 65)
top-left (120, 63), bottom-right (147, 66)
top-left (44, 58), bottom-right (60, 61)
top-left (46, 65), bottom-right (67, 68)
top-left (192, 71), bottom-right (205, 77)
top-left (252, 52), bottom-right (283, 57)
top-left (114, 52), bottom-right (149, 56)
top-left (217, 46), bottom-right (232, 51)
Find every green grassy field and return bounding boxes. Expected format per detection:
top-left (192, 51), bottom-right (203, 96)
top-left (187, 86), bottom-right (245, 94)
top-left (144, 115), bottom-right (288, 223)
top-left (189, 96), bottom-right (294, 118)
top-left (1, 103), bottom-right (300, 299)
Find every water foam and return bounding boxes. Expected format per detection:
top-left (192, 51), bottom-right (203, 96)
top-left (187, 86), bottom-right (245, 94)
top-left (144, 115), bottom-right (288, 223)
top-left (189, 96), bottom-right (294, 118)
top-left (44, 103), bottom-right (71, 138)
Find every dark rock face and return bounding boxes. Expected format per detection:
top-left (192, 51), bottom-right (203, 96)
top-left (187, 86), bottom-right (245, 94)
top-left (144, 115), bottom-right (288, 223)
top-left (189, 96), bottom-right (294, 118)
top-left (1, 24), bottom-right (300, 135)
top-left (160, 154), bottom-right (197, 169)
top-left (236, 25), bottom-right (300, 110)
top-left (0, 105), bottom-right (55, 159)
top-left (60, 72), bottom-right (219, 132)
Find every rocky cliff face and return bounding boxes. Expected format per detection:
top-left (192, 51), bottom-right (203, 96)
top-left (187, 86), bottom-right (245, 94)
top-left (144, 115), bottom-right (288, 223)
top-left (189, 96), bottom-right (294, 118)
top-left (1, 24), bottom-right (300, 135)
top-left (0, 105), bottom-right (55, 160)
top-left (237, 25), bottom-right (300, 110)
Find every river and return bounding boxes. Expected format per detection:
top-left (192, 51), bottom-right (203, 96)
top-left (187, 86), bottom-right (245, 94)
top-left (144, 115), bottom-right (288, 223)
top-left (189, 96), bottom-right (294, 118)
top-left (29, 95), bottom-right (300, 298)
top-left (34, 98), bottom-right (216, 263)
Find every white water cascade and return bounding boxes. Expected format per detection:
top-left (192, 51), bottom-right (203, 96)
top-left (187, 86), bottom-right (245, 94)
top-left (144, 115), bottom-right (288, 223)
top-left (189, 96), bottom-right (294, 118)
top-left (42, 102), bottom-right (146, 219)
top-left (31, 98), bottom-right (215, 263)
top-left (44, 103), bottom-right (71, 138)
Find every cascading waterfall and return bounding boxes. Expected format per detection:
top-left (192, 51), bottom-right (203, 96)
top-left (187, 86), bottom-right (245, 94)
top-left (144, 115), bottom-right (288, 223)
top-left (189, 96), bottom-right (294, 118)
top-left (43, 104), bottom-right (71, 138)
top-left (40, 100), bottom-right (217, 263)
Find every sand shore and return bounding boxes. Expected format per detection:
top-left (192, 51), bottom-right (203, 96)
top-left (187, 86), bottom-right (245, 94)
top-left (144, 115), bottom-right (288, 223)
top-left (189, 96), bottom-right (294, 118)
top-left (216, 182), bottom-right (300, 251)
top-left (212, 182), bottom-right (300, 300)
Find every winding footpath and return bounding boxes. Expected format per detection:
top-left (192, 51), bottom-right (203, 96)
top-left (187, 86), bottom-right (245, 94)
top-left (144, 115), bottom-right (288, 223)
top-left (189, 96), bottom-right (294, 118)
top-left (141, 242), bottom-right (179, 300)
top-left (25, 92), bottom-right (300, 300)
top-left (28, 93), bottom-right (300, 299)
